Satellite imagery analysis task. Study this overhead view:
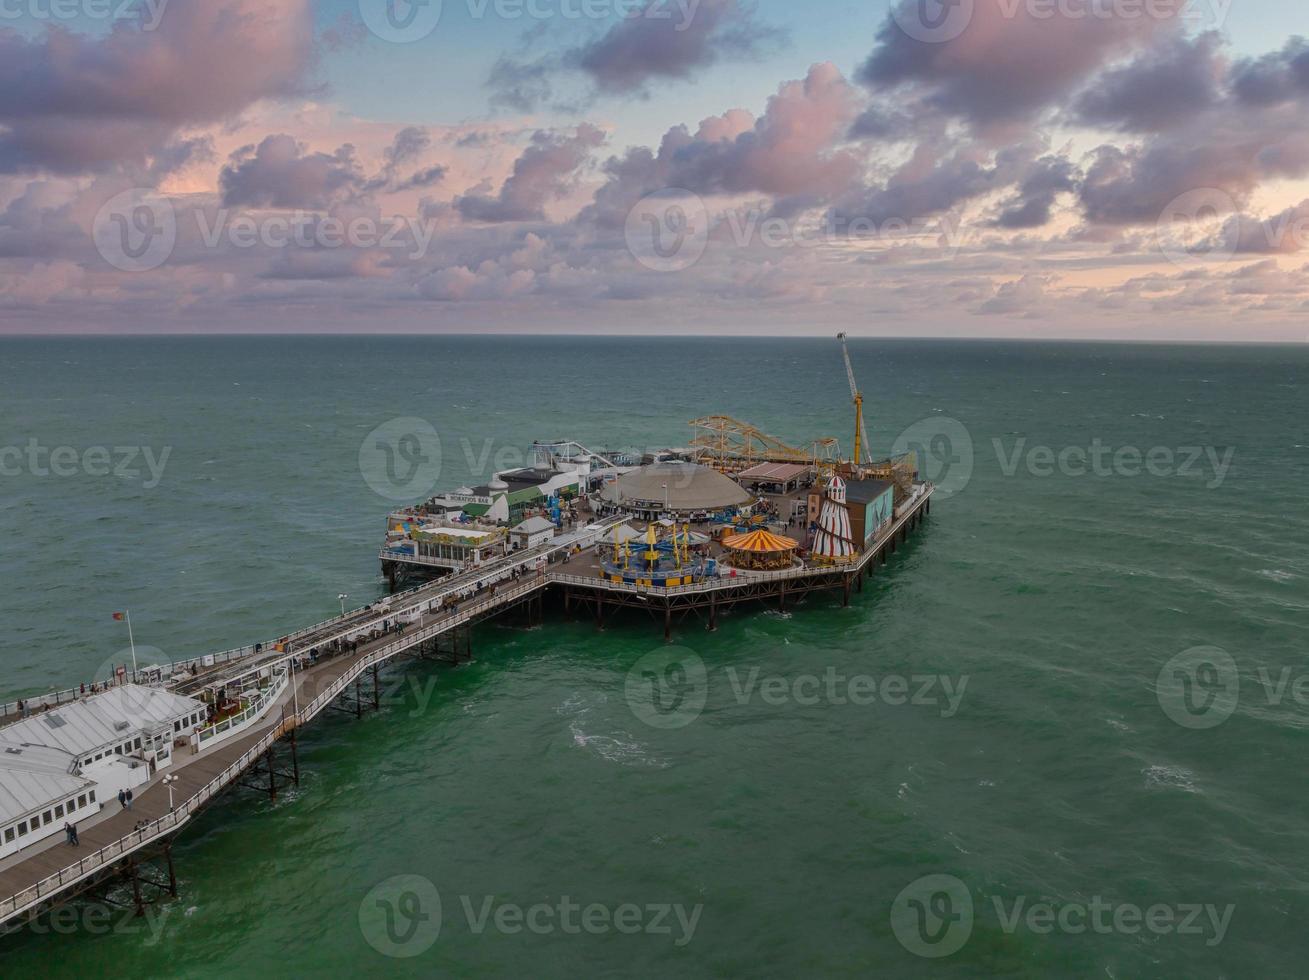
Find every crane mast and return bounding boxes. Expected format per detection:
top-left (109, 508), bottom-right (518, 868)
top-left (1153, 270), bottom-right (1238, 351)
top-left (837, 333), bottom-right (872, 466)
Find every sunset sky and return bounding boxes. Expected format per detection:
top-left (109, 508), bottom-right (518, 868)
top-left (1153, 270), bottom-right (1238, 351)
top-left (1, 0), bottom-right (1307, 339)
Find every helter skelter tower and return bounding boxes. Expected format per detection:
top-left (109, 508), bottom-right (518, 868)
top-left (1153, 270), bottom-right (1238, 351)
top-left (811, 475), bottom-right (858, 564)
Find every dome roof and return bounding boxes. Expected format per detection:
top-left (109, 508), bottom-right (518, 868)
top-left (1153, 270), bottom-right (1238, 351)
top-left (601, 462), bottom-right (751, 512)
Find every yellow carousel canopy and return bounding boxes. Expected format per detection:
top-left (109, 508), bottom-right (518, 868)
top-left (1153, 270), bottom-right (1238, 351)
top-left (721, 529), bottom-right (799, 553)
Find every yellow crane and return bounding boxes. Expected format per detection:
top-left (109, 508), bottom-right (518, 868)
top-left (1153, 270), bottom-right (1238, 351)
top-left (837, 333), bottom-right (872, 466)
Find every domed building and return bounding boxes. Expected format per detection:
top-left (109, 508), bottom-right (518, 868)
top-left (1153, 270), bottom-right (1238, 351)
top-left (598, 461), bottom-right (752, 520)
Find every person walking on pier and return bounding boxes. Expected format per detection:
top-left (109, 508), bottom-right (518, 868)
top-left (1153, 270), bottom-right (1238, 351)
top-left (65, 822), bottom-right (79, 846)
top-left (125, 789), bottom-right (134, 811)
top-left (118, 789), bottom-right (127, 810)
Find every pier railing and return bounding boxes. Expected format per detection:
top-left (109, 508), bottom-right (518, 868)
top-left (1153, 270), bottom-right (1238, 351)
top-left (0, 574), bottom-right (555, 926)
top-left (297, 576), bottom-right (550, 722)
top-left (0, 717), bottom-right (292, 925)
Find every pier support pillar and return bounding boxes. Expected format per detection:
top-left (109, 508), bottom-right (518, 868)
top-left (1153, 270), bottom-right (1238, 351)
top-left (164, 843), bottom-right (179, 899)
top-left (856, 571), bottom-right (863, 594)
top-left (128, 856), bottom-right (145, 918)
top-left (289, 725), bottom-right (301, 786)
top-left (354, 679), bottom-right (363, 720)
top-left (663, 603), bottom-right (672, 643)
top-left (707, 596), bottom-right (717, 632)
top-left (372, 663), bottom-right (381, 711)
top-left (267, 747), bottom-right (277, 801)
top-left (842, 576), bottom-right (851, 608)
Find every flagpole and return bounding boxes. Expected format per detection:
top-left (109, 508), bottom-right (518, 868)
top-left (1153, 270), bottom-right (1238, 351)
top-left (126, 610), bottom-right (138, 680)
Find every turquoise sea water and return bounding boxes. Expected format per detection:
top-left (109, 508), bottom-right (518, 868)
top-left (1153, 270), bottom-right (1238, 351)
top-left (0, 336), bottom-right (1306, 977)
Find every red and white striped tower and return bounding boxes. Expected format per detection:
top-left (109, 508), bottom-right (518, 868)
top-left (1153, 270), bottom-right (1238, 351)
top-left (811, 475), bottom-right (857, 563)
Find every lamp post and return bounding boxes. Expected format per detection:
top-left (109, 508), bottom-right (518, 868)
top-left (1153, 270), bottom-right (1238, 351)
top-left (338, 593), bottom-right (348, 616)
top-left (162, 773), bottom-right (178, 812)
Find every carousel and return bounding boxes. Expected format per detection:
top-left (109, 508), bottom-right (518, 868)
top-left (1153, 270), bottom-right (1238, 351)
top-left (602, 522), bottom-right (711, 587)
top-left (721, 528), bottom-right (800, 571)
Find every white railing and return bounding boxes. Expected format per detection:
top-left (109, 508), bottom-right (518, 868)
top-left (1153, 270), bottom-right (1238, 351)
top-left (194, 669), bottom-right (289, 749)
top-left (0, 575), bottom-right (555, 926)
top-left (0, 716), bottom-right (291, 924)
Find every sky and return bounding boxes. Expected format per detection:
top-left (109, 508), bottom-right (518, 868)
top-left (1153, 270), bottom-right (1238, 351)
top-left (0, 0), bottom-right (1308, 340)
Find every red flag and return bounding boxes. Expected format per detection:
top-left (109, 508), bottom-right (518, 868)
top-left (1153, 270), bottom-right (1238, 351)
top-left (112, 612), bottom-right (126, 621)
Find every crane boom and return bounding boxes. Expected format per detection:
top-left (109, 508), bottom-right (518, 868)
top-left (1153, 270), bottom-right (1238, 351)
top-left (837, 333), bottom-right (873, 466)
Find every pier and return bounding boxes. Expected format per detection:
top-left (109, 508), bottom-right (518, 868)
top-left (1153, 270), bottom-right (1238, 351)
top-left (0, 482), bottom-right (933, 929)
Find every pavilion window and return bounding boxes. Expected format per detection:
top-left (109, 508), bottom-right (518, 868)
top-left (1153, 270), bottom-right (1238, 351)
top-left (55, 804), bottom-right (64, 818)
top-left (4, 828), bottom-right (13, 843)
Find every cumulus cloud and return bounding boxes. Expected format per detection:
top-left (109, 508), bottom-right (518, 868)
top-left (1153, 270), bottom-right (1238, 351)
top-left (0, 0), bottom-right (314, 175)
top-left (1231, 37), bottom-right (1309, 106)
top-left (572, 0), bottom-right (782, 93)
top-left (992, 156), bottom-right (1077, 229)
top-left (580, 64), bottom-right (860, 229)
top-left (859, 0), bottom-right (1177, 128)
top-left (1073, 32), bottom-right (1226, 132)
top-left (220, 135), bottom-right (364, 209)
top-left (490, 0), bottom-right (783, 110)
top-left (457, 125), bottom-right (604, 223)
top-left (977, 273), bottom-right (1051, 316)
